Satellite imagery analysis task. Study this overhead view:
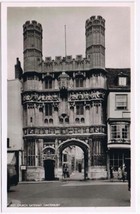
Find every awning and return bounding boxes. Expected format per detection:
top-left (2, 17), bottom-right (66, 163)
top-left (7, 153), bottom-right (16, 164)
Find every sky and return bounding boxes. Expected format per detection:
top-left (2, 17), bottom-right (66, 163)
top-left (7, 6), bottom-right (131, 80)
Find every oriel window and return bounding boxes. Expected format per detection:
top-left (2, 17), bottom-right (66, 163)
top-left (111, 122), bottom-right (130, 140)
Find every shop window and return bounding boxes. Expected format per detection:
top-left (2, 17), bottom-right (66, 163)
top-left (115, 94), bottom-right (127, 110)
top-left (109, 152), bottom-right (124, 171)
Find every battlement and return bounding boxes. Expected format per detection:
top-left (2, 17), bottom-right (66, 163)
top-left (85, 16), bottom-right (105, 29)
top-left (43, 55), bottom-right (90, 72)
top-left (23, 20), bottom-right (42, 33)
top-left (44, 55), bottom-right (88, 64)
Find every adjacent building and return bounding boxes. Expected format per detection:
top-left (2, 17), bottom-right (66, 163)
top-left (107, 69), bottom-right (131, 178)
top-left (8, 15), bottom-right (131, 181)
top-left (7, 76), bottom-right (23, 181)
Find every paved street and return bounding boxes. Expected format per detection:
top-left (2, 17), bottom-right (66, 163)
top-left (8, 179), bottom-right (130, 207)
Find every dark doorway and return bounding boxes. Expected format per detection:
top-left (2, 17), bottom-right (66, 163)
top-left (44, 159), bottom-right (55, 180)
top-left (78, 163), bottom-right (82, 173)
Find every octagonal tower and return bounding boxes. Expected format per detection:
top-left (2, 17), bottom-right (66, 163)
top-left (23, 20), bottom-right (43, 72)
top-left (85, 16), bottom-right (105, 69)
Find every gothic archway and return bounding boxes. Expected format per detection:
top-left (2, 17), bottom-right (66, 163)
top-left (57, 138), bottom-right (90, 180)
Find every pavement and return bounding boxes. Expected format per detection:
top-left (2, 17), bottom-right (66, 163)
top-left (18, 171), bottom-right (127, 184)
top-left (7, 175), bottom-right (130, 207)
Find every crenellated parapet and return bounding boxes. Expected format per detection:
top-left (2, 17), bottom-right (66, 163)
top-left (23, 20), bottom-right (42, 34)
top-left (43, 55), bottom-right (90, 72)
top-left (22, 16), bottom-right (106, 73)
top-left (85, 16), bottom-right (105, 29)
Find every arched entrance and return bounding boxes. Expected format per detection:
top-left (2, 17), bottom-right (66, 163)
top-left (43, 146), bottom-right (55, 180)
top-left (57, 138), bottom-right (90, 180)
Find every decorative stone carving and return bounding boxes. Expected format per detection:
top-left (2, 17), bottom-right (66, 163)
top-left (53, 102), bottom-right (59, 108)
top-left (23, 93), bottom-right (59, 102)
top-left (78, 92), bottom-right (84, 100)
top-left (69, 102), bottom-right (75, 107)
top-left (27, 103), bottom-right (34, 109)
top-left (53, 94), bottom-right (59, 101)
top-left (84, 92), bottom-right (89, 100)
top-left (69, 91), bottom-right (105, 102)
top-left (23, 125), bottom-right (106, 137)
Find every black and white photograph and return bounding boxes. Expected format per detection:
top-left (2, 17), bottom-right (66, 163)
top-left (1, 1), bottom-right (136, 213)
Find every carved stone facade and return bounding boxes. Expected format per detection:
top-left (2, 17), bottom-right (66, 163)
top-left (14, 16), bottom-right (130, 181)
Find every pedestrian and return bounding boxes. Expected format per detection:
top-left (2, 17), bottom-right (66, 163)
top-left (63, 164), bottom-right (69, 178)
top-left (122, 164), bottom-right (126, 182)
top-left (118, 166), bottom-right (122, 180)
top-left (110, 166), bottom-right (114, 181)
top-left (63, 164), bottom-right (66, 178)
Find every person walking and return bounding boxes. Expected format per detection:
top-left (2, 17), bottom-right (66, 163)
top-left (122, 164), bottom-right (126, 182)
top-left (110, 166), bottom-right (114, 181)
top-left (118, 166), bottom-right (122, 180)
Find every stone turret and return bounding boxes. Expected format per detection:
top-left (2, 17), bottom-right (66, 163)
top-left (85, 16), bottom-right (105, 69)
top-left (23, 20), bottom-right (43, 72)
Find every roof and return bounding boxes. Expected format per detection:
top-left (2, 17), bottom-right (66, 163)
top-left (106, 68), bottom-right (131, 90)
